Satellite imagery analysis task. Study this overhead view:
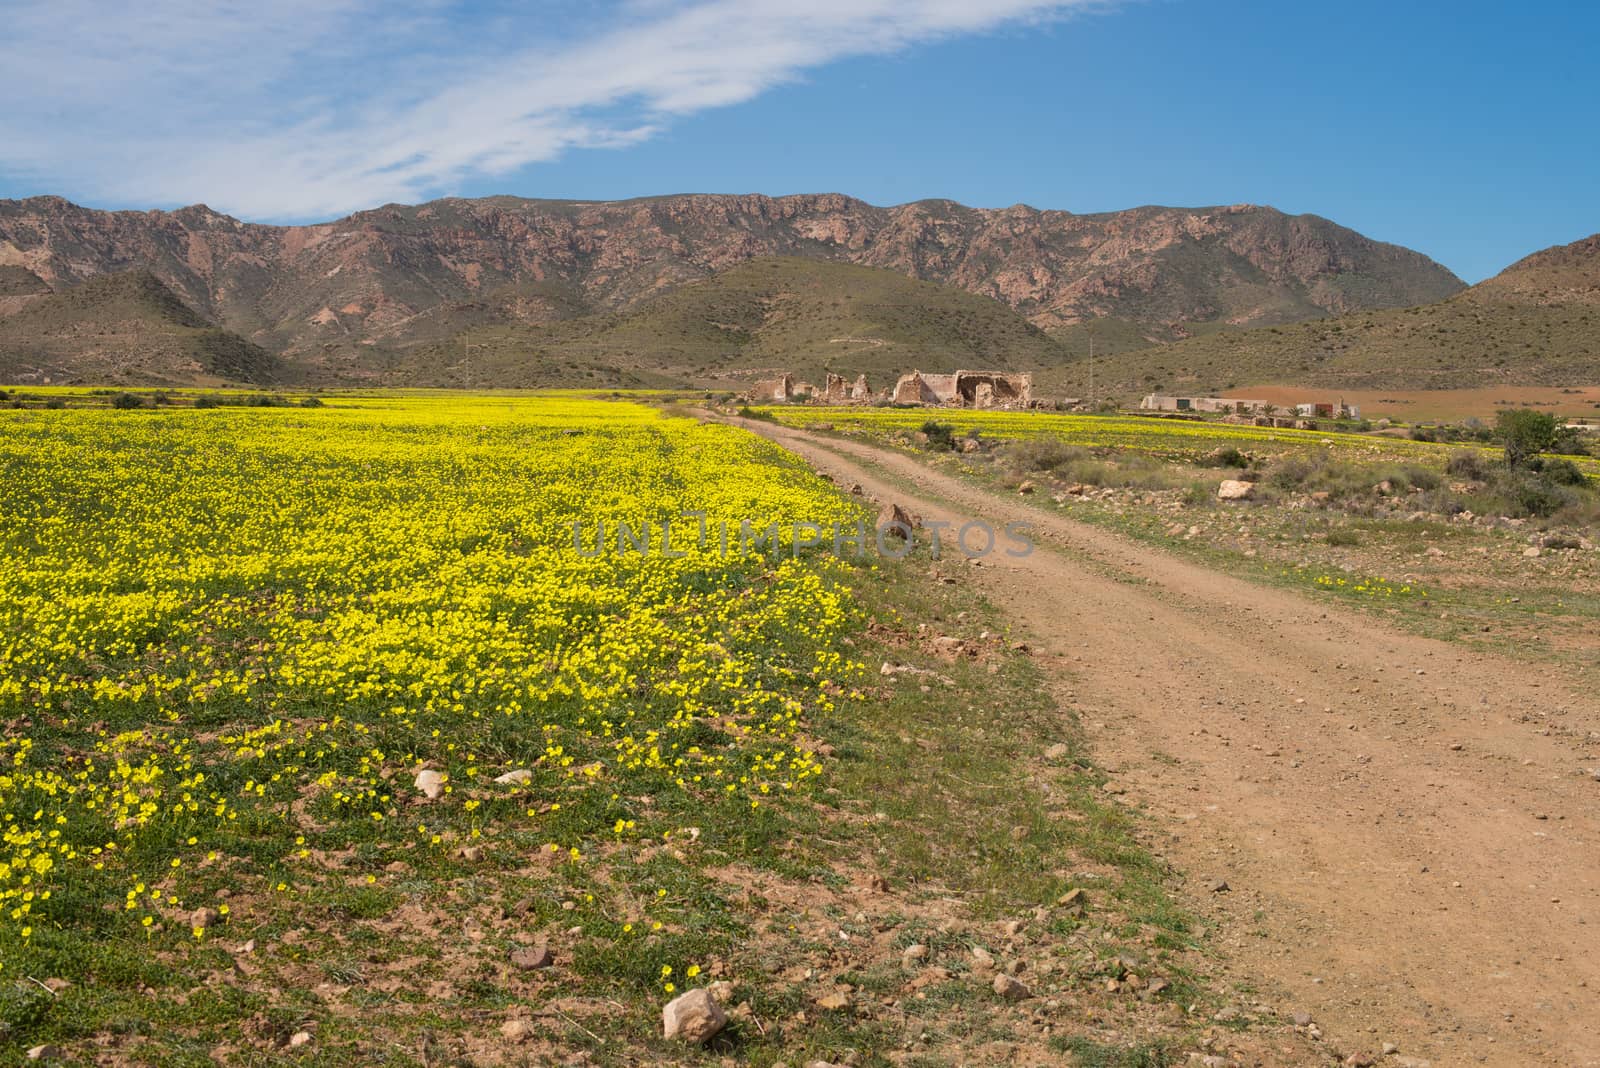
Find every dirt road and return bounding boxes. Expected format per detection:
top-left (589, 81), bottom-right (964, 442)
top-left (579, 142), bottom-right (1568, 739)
top-left (736, 416), bottom-right (1600, 1067)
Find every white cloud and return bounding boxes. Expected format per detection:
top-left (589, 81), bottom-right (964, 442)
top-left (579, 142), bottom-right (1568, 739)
top-left (0, 0), bottom-right (1110, 220)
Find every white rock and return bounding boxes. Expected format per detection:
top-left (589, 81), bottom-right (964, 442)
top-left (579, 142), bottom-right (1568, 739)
top-left (662, 987), bottom-right (727, 1044)
top-left (414, 769), bottom-right (445, 799)
top-left (1217, 480), bottom-right (1254, 501)
top-left (493, 769), bottom-right (532, 785)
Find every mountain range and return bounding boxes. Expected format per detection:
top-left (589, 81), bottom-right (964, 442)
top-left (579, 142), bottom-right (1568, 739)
top-left (0, 193), bottom-right (1471, 388)
top-left (1068, 231), bottom-right (1600, 395)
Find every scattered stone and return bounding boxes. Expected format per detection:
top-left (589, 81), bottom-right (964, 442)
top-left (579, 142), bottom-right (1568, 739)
top-left (500, 1018), bottom-right (536, 1043)
top-left (287, 1031), bottom-right (313, 1049)
top-left (1382, 1042), bottom-right (1400, 1055)
top-left (815, 992), bottom-right (851, 1011)
top-left (459, 845), bottom-right (484, 862)
top-left (878, 502), bottom-right (921, 538)
top-left (493, 769), bottom-right (532, 785)
top-left (1524, 546), bottom-right (1542, 558)
top-left (1216, 480), bottom-right (1254, 501)
top-left (992, 974), bottom-right (1031, 1000)
top-left (849, 483), bottom-right (865, 495)
top-left (414, 768), bottom-right (445, 799)
top-left (510, 945), bottom-right (554, 970)
top-left (1057, 888), bottom-right (1088, 913)
top-left (1291, 1010), bottom-right (1313, 1026)
top-left (1017, 481), bottom-right (1036, 495)
top-left (969, 945), bottom-right (995, 969)
top-left (901, 943), bottom-right (929, 965)
top-left (1209, 879), bottom-right (1231, 893)
top-left (25, 1046), bottom-right (60, 1063)
top-left (190, 906), bottom-right (220, 931)
top-left (1044, 743), bottom-right (1070, 760)
top-left (662, 987), bottom-right (727, 1044)
top-left (869, 874), bottom-right (890, 892)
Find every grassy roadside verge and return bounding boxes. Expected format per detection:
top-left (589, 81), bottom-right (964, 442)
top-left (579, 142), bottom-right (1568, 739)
top-left (783, 423), bottom-right (1600, 672)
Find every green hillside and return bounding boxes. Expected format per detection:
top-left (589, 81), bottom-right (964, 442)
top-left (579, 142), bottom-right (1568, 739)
top-left (0, 270), bottom-right (280, 385)
top-left (390, 258), bottom-right (1075, 388)
top-left (1042, 232), bottom-right (1600, 397)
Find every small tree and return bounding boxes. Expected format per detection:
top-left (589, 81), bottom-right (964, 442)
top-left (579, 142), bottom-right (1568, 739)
top-left (1496, 408), bottom-right (1558, 469)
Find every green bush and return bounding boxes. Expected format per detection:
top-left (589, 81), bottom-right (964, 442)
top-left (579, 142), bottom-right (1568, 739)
top-left (1536, 458), bottom-right (1587, 486)
top-left (1201, 446), bottom-right (1249, 468)
top-left (920, 421), bottom-right (957, 451)
top-left (1445, 450), bottom-right (1490, 480)
top-left (110, 392), bottom-right (143, 410)
top-left (1497, 409), bottom-right (1559, 469)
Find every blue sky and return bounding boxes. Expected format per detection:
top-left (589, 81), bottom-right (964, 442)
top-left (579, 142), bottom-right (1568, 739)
top-left (1, 0), bottom-right (1594, 282)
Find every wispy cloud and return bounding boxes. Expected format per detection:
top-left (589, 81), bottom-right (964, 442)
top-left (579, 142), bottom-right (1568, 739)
top-left (0, 0), bottom-right (1109, 220)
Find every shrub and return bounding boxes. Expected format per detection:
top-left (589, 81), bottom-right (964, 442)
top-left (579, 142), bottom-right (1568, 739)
top-left (1007, 438), bottom-right (1090, 473)
top-left (1497, 408), bottom-right (1559, 469)
top-left (44, 398), bottom-right (65, 410)
top-left (194, 395), bottom-right (221, 409)
top-left (299, 396), bottom-right (325, 408)
top-left (1326, 528), bottom-right (1361, 547)
top-left (1536, 458), bottom-right (1587, 486)
top-left (110, 392), bottom-right (143, 409)
top-left (1201, 446), bottom-right (1249, 468)
top-left (1445, 450), bottom-right (1490, 481)
top-left (920, 421), bottom-right (956, 451)
top-left (1494, 470), bottom-right (1574, 518)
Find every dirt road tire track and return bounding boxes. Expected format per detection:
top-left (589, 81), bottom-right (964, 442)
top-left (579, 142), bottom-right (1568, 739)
top-left (729, 415), bottom-right (1600, 1067)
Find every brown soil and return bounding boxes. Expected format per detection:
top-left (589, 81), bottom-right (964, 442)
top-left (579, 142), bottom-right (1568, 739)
top-left (731, 415), bottom-right (1600, 1068)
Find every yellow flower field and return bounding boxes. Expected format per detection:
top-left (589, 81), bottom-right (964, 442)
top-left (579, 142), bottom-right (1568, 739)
top-left (0, 395), bottom-right (863, 958)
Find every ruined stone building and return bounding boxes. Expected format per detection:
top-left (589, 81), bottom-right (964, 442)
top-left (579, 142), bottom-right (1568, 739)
top-left (889, 370), bottom-right (1033, 409)
top-left (823, 373), bottom-right (874, 403)
top-left (744, 368), bottom-right (1032, 409)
